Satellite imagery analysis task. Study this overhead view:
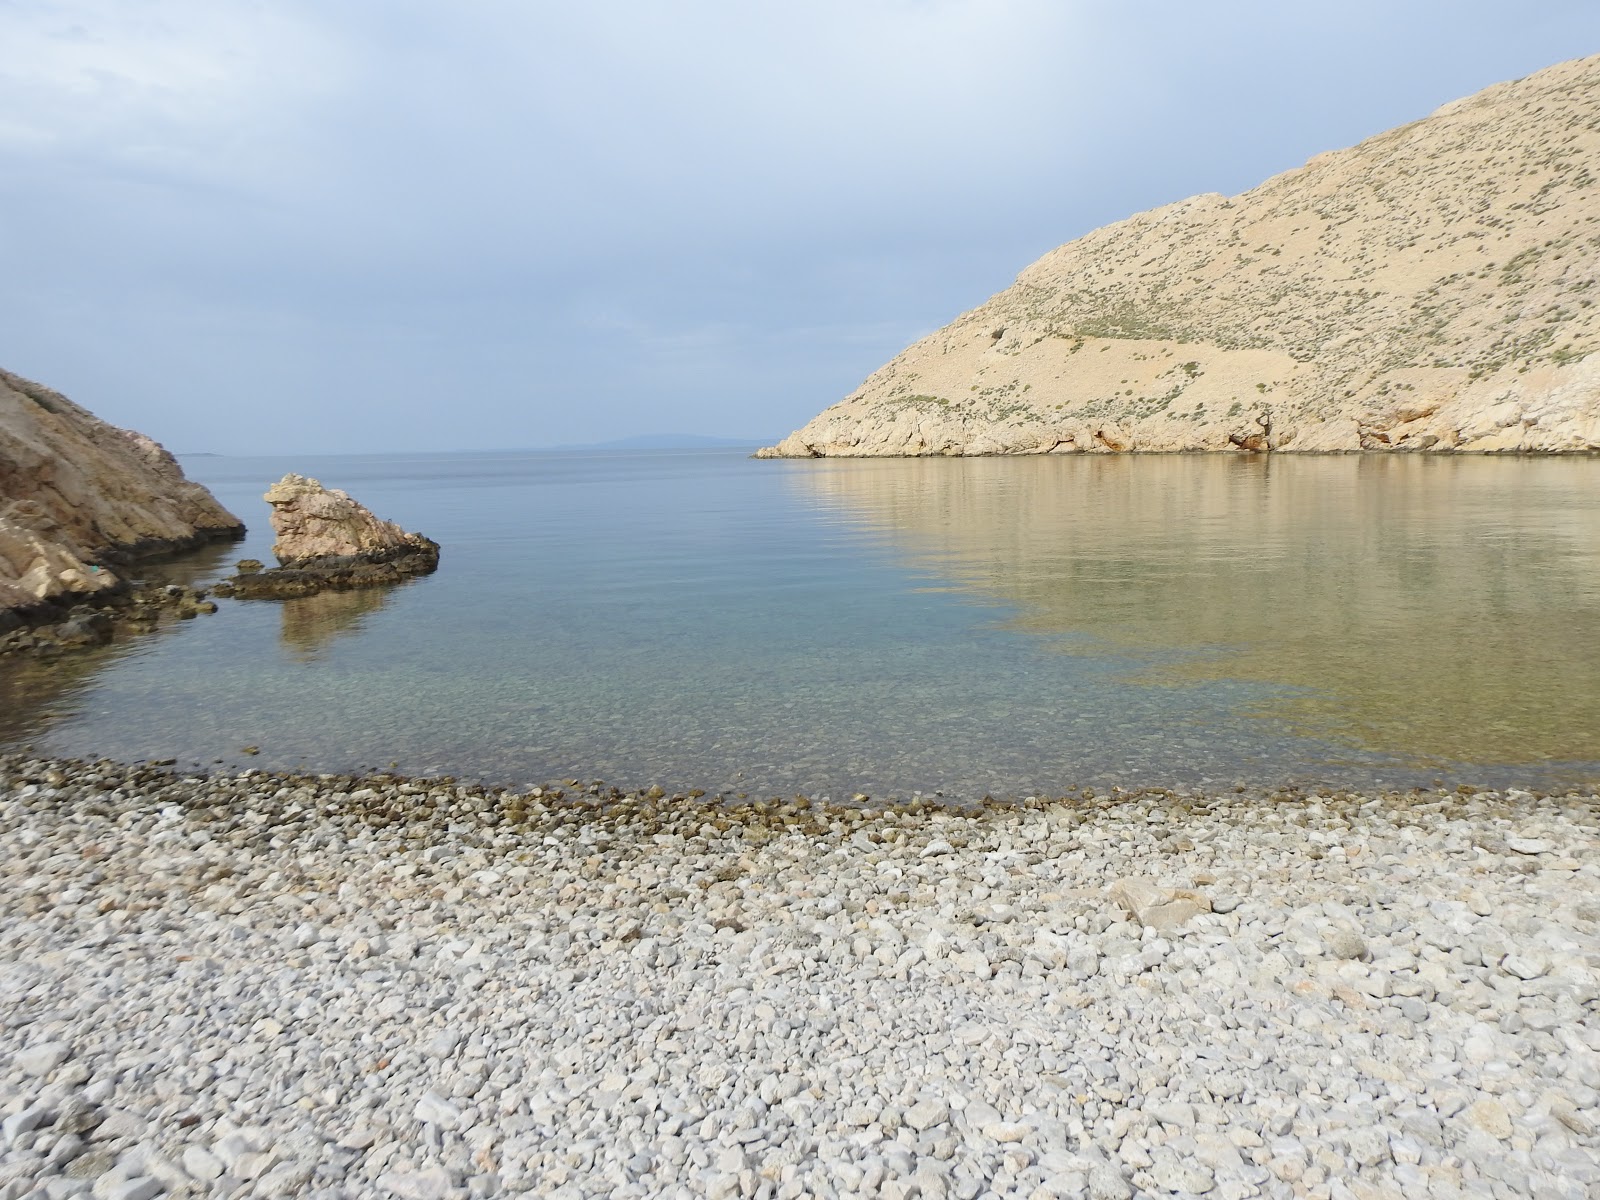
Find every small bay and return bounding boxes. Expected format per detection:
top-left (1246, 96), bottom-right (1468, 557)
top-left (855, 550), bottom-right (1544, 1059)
top-left (2, 449), bottom-right (1596, 798)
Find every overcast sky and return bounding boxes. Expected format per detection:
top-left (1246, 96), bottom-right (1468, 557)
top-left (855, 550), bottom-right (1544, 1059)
top-left (2, 2), bottom-right (1597, 454)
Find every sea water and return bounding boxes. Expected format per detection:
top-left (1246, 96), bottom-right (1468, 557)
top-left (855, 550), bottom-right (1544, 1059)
top-left (2, 449), bottom-right (1596, 798)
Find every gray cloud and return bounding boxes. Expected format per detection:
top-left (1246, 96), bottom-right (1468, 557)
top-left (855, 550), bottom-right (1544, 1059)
top-left (2, 0), bottom-right (1597, 452)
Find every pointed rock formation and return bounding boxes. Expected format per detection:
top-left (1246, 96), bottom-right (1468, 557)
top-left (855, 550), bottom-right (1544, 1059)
top-left (214, 476), bottom-right (439, 599)
top-left (762, 55), bottom-right (1600, 457)
top-left (264, 474), bottom-right (435, 569)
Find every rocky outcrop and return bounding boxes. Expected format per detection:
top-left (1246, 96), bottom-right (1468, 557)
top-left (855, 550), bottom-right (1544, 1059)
top-left (212, 475), bottom-right (439, 600)
top-left (0, 368), bottom-right (244, 625)
top-left (261, 474), bottom-right (433, 568)
top-left (0, 584), bottom-right (221, 655)
top-left (762, 55), bottom-right (1600, 457)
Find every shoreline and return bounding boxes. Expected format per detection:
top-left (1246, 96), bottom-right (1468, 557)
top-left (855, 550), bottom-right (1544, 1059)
top-left (4, 750), bottom-right (1598, 818)
top-left (2, 752), bottom-right (1597, 1199)
top-left (0, 525), bottom-right (242, 658)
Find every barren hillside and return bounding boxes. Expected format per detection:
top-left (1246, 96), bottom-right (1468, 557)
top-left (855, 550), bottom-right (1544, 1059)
top-left (762, 55), bottom-right (1600, 457)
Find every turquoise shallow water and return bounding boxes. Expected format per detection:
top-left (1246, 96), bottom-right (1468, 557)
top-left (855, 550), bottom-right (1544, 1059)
top-left (2, 449), bottom-right (1597, 798)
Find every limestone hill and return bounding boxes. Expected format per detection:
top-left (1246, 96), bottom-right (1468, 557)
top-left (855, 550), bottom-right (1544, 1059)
top-left (761, 55), bottom-right (1600, 457)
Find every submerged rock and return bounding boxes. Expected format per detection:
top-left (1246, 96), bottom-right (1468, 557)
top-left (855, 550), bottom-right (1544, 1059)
top-left (213, 475), bottom-right (439, 600)
top-left (53, 610), bottom-right (114, 649)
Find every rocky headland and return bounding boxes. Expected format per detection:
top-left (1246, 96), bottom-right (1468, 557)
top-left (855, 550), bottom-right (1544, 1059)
top-left (1, 755), bottom-right (1596, 1199)
top-left (0, 370), bottom-right (243, 653)
top-left (212, 475), bottom-right (439, 601)
top-left (762, 55), bottom-right (1600, 458)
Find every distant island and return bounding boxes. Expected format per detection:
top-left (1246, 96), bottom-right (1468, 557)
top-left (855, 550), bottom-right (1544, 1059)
top-left (762, 54), bottom-right (1600, 457)
top-left (550, 433), bottom-right (773, 451)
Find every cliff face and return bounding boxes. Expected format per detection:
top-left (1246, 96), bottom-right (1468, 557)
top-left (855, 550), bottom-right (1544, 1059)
top-left (761, 55), bottom-right (1600, 458)
top-left (0, 369), bottom-right (244, 613)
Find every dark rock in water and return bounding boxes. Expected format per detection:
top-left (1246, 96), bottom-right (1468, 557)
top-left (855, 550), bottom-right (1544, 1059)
top-left (212, 544), bottom-right (440, 600)
top-left (55, 610), bottom-right (113, 648)
top-left (0, 581), bottom-right (222, 657)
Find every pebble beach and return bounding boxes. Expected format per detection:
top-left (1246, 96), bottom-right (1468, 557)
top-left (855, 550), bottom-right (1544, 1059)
top-left (1, 755), bottom-right (1598, 1200)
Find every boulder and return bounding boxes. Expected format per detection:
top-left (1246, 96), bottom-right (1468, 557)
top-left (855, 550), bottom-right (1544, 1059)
top-left (212, 475), bottom-right (439, 600)
top-left (264, 474), bottom-right (436, 570)
top-left (1108, 878), bottom-right (1213, 934)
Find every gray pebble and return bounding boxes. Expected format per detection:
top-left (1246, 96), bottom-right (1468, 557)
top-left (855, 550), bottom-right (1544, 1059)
top-left (1, 756), bottom-right (1597, 1200)
top-left (17, 1043), bottom-right (72, 1078)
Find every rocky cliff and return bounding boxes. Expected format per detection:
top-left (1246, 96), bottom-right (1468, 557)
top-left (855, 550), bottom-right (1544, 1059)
top-left (761, 55), bottom-right (1600, 457)
top-left (0, 369), bottom-right (244, 615)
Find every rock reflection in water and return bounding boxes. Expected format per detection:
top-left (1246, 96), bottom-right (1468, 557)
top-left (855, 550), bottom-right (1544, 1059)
top-left (133, 540), bottom-right (242, 592)
top-left (787, 454), bottom-right (1600, 768)
top-left (278, 586), bottom-right (397, 661)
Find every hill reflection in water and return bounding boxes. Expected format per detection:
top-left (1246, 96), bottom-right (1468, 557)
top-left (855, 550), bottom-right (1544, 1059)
top-left (787, 453), bottom-right (1600, 770)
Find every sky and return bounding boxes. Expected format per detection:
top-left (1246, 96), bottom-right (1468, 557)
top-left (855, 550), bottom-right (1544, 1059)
top-left (1, 2), bottom-right (1598, 455)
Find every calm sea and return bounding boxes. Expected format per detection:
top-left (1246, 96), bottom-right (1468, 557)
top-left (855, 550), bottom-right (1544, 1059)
top-left (2, 449), bottom-right (1597, 798)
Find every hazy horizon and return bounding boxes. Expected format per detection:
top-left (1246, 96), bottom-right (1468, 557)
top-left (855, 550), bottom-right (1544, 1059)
top-left (171, 433), bottom-right (780, 457)
top-left (3, 2), bottom-right (1598, 455)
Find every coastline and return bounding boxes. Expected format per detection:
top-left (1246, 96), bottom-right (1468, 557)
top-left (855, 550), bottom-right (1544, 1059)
top-left (2, 754), bottom-right (1597, 1199)
top-left (1, 531), bottom-right (242, 658)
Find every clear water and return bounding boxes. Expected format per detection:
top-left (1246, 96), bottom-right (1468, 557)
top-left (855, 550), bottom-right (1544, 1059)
top-left (2, 450), bottom-right (1597, 798)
